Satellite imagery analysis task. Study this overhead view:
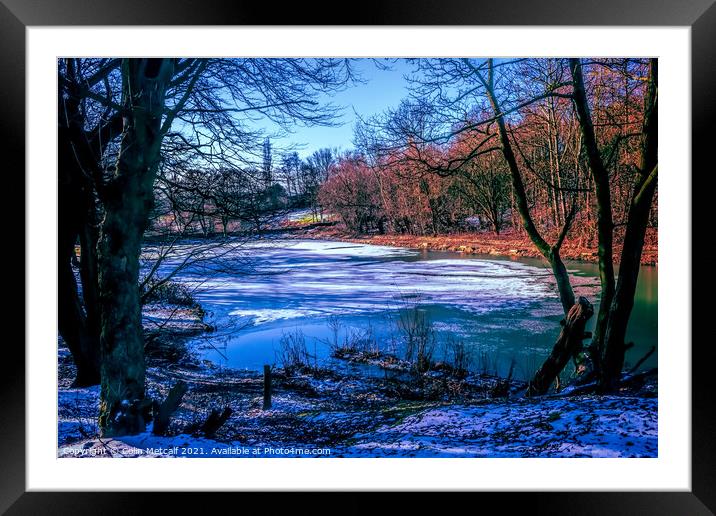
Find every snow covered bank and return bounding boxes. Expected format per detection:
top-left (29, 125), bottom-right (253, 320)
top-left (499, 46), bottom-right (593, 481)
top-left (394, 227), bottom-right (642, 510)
top-left (58, 393), bottom-right (657, 458)
top-left (336, 396), bottom-right (657, 458)
top-left (59, 334), bottom-right (657, 459)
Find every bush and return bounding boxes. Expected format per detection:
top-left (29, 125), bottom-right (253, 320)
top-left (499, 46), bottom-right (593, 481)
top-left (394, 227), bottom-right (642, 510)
top-left (326, 315), bottom-right (343, 354)
top-left (142, 277), bottom-right (199, 308)
top-left (474, 345), bottom-right (499, 376)
top-left (396, 305), bottom-right (435, 374)
top-left (326, 316), bottom-right (381, 358)
top-left (444, 336), bottom-right (471, 379)
top-left (277, 328), bottom-right (313, 372)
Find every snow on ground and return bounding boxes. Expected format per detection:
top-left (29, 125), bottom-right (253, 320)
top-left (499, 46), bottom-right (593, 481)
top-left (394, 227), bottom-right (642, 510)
top-left (337, 396), bottom-right (657, 458)
top-left (58, 385), bottom-right (100, 446)
top-left (57, 394), bottom-right (656, 458)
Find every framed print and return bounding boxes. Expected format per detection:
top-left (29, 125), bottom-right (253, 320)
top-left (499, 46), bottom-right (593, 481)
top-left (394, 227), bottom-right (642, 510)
top-left (4, 0), bottom-right (714, 512)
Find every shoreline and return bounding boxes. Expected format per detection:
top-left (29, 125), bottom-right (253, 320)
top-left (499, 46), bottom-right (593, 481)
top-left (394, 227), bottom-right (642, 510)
top-left (283, 223), bottom-right (658, 266)
top-left (57, 240), bottom-right (658, 458)
top-left (58, 308), bottom-right (657, 458)
top-left (59, 336), bottom-right (658, 458)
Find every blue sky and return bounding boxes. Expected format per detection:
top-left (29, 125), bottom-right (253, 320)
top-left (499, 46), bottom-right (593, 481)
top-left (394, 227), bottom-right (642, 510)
top-left (263, 59), bottom-right (416, 159)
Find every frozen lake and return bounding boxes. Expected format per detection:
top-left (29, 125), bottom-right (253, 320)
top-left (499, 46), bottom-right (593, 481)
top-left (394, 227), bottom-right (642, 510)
top-left (150, 238), bottom-right (657, 380)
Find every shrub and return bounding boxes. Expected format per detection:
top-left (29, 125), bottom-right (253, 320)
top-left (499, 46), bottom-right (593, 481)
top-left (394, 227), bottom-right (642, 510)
top-left (142, 277), bottom-right (199, 308)
top-left (444, 335), bottom-right (471, 378)
top-left (396, 305), bottom-right (435, 374)
top-left (277, 328), bottom-right (313, 372)
top-left (326, 317), bottom-right (380, 358)
top-left (474, 345), bottom-right (499, 376)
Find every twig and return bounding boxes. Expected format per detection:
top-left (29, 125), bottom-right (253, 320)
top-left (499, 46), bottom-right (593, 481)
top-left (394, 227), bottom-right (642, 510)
top-left (628, 345), bottom-right (656, 374)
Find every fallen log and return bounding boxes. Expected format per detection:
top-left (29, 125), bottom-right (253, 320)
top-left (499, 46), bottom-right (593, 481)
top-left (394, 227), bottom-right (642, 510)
top-left (527, 297), bottom-right (594, 396)
top-left (559, 367), bottom-right (657, 397)
top-left (620, 367), bottom-right (658, 387)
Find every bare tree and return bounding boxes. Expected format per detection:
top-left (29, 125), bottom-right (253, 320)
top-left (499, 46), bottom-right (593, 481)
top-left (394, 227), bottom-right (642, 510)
top-left (352, 57), bottom-right (656, 392)
top-left (569, 58), bottom-right (658, 390)
top-left (357, 58), bottom-right (578, 313)
top-left (58, 58), bottom-right (123, 386)
top-left (303, 147), bottom-right (337, 221)
top-left (58, 57), bottom-right (354, 435)
top-left (456, 152), bottom-right (511, 234)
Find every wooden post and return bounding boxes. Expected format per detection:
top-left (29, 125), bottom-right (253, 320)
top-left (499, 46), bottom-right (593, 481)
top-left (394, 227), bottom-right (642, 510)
top-left (152, 381), bottom-right (188, 436)
top-left (263, 365), bottom-right (272, 410)
top-left (200, 407), bottom-right (232, 437)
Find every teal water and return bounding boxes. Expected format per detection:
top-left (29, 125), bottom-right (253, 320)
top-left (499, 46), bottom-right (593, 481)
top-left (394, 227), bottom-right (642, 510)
top-left (173, 239), bottom-right (656, 381)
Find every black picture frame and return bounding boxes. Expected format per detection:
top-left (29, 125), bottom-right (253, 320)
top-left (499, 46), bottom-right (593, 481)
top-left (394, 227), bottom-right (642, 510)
top-left (3, 0), bottom-right (713, 513)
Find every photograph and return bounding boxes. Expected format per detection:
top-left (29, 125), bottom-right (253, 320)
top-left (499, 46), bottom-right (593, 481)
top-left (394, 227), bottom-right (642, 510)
top-left (56, 56), bottom-right (659, 459)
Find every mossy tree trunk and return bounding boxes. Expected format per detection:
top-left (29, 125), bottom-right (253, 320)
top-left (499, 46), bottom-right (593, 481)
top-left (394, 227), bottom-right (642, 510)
top-left (569, 58), bottom-right (658, 391)
top-left (98, 58), bottom-right (175, 436)
top-left (528, 297), bottom-right (594, 396)
top-left (601, 59), bottom-right (658, 391)
top-left (569, 58), bottom-right (616, 376)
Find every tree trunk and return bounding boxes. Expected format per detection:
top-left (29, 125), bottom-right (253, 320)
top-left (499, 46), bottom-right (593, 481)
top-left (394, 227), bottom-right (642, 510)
top-left (57, 241), bottom-right (100, 386)
top-left (601, 59), bottom-right (658, 391)
top-left (528, 297), bottom-right (594, 396)
top-left (482, 62), bottom-right (575, 314)
top-left (569, 58), bottom-right (616, 375)
top-left (78, 197), bottom-right (102, 353)
top-left (58, 60), bottom-right (124, 386)
top-left (98, 58), bottom-right (175, 437)
top-left (549, 249), bottom-right (576, 315)
top-left (58, 123), bottom-right (101, 386)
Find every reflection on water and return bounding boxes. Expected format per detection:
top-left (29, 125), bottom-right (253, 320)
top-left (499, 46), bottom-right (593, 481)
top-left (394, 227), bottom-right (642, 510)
top-left (157, 239), bottom-right (657, 381)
